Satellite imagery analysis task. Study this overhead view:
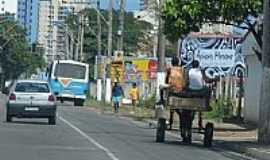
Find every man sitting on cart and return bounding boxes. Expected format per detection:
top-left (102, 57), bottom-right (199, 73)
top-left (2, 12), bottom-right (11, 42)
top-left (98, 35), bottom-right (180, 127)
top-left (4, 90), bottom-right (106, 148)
top-left (178, 60), bottom-right (211, 143)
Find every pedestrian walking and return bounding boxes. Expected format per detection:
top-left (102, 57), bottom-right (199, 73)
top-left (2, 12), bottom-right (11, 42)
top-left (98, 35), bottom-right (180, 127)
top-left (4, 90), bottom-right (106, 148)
top-left (129, 83), bottom-right (139, 106)
top-left (112, 81), bottom-right (125, 113)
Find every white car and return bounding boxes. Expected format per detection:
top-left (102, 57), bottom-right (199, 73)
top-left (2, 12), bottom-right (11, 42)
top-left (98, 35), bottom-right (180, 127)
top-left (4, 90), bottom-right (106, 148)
top-left (5, 80), bottom-right (57, 125)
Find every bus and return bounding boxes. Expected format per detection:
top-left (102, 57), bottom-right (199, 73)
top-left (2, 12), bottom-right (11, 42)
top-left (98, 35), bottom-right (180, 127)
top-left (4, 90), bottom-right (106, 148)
top-left (47, 60), bottom-right (89, 106)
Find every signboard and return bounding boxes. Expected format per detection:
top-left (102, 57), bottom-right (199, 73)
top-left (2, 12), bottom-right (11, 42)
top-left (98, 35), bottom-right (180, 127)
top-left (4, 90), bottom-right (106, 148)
top-left (195, 49), bottom-right (235, 68)
top-left (114, 50), bottom-right (124, 62)
top-left (95, 56), bottom-right (106, 79)
top-left (125, 59), bottom-right (158, 83)
top-left (109, 61), bottom-right (125, 83)
top-left (180, 35), bottom-right (245, 78)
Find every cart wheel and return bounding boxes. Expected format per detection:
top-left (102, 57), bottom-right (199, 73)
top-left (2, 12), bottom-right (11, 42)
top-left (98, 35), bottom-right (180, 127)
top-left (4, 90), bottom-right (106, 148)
top-left (156, 118), bottom-right (166, 143)
top-left (204, 122), bottom-right (214, 147)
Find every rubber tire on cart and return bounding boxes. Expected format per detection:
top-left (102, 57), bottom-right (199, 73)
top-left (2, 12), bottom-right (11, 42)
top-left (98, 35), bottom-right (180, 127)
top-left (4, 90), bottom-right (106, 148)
top-left (156, 118), bottom-right (166, 143)
top-left (48, 116), bottom-right (56, 125)
top-left (204, 122), bottom-right (214, 147)
top-left (6, 114), bottom-right (12, 122)
top-left (74, 99), bottom-right (84, 107)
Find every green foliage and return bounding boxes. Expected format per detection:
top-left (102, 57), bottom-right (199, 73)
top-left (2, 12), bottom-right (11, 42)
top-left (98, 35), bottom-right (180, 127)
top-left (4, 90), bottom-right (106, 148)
top-left (66, 8), bottom-right (153, 59)
top-left (161, 0), bottom-right (263, 42)
top-left (204, 98), bottom-right (234, 121)
top-left (139, 94), bottom-right (156, 109)
top-left (66, 9), bottom-right (153, 80)
top-left (0, 19), bottom-right (45, 81)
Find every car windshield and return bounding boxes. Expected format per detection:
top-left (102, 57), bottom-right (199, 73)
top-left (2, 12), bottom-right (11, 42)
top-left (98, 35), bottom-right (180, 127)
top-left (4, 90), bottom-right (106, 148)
top-left (15, 82), bottom-right (50, 93)
top-left (54, 63), bottom-right (86, 79)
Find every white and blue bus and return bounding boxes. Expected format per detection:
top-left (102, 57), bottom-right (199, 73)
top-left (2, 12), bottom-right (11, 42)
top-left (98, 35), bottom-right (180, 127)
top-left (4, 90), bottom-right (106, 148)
top-left (47, 60), bottom-right (89, 106)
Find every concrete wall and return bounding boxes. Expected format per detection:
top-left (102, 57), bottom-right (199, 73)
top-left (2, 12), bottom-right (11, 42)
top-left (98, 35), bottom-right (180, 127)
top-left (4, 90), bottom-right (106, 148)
top-left (242, 33), bottom-right (262, 124)
top-left (244, 55), bottom-right (262, 123)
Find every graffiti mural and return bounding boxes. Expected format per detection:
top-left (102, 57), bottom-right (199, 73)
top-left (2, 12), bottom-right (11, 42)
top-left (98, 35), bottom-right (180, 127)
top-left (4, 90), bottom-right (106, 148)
top-left (124, 59), bottom-right (158, 84)
top-left (180, 34), bottom-right (245, 79)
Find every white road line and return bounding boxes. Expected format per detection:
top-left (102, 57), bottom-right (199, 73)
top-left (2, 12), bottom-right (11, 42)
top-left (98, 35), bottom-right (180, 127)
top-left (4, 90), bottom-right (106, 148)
top-left (59, 116), bottom-right (119, 160)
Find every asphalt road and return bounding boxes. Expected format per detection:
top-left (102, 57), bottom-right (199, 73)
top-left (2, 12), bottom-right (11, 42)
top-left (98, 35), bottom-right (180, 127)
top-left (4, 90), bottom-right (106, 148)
top-left (0, 96), bottom-right (256, 160)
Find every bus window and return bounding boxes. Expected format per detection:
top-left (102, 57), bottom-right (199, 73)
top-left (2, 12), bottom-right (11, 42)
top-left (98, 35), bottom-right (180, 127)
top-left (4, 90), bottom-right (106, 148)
top-left (54, 63), bottom-right (86, 79)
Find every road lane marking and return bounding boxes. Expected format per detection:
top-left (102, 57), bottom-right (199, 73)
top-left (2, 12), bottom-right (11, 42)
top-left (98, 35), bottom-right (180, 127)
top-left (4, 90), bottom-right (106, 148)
top-left (59, 116), bottom-right (119, 160)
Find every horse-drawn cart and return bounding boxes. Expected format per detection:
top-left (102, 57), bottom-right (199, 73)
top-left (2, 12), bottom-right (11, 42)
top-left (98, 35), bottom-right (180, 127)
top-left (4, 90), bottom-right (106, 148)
top-left (156, 90), bottom-right (214, 147)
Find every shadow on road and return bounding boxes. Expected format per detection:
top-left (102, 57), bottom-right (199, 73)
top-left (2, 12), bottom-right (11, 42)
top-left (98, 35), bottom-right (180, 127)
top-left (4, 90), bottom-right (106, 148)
top-left (4, 120), bottom-right (50, 125)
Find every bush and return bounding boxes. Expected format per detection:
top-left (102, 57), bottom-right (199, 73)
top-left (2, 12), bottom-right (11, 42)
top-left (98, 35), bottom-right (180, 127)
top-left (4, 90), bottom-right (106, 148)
top-left (204, 98), bottom-right (234, 121)
top-left (139, 95), bottom-right (156, 109)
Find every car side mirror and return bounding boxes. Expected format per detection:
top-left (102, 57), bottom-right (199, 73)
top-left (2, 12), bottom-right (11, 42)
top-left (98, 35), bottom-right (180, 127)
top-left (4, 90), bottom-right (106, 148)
top-left (2, 87), bottom-right (9, 95)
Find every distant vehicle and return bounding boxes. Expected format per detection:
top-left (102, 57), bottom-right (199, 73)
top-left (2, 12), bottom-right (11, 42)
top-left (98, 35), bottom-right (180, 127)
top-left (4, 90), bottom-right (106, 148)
top-left (47, 60), bottom-right (89, 106)
top-left (5, 80), bottom-right (57, 125)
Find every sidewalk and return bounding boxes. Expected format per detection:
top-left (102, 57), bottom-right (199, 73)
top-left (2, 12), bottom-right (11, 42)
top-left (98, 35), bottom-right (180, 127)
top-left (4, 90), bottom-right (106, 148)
top-left (85, 100), bottom-right (270, 160)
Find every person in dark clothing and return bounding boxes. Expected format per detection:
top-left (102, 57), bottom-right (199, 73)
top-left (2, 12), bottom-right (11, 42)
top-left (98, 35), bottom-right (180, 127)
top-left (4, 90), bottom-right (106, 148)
top-left (112, 81), bottom-right (124, 113)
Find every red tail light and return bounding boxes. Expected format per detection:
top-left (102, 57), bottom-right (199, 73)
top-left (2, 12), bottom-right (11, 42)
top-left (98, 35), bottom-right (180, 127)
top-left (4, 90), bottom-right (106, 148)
top-left (48, 95), bottom-right (55, 102)
top-left (9, 93), bottom-right (16, 101)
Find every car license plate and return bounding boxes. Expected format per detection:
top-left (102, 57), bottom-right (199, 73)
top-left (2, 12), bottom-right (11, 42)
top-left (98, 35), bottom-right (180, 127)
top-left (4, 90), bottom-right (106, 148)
top-left (25, 107), bottom-right (39, 111)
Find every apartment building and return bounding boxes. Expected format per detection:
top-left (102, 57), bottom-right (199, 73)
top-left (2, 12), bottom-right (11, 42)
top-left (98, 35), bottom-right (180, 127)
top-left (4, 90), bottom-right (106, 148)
top-left (17, 0), bottom-right (39, 44)
top-left (37, 0), bottom-right (90, 62)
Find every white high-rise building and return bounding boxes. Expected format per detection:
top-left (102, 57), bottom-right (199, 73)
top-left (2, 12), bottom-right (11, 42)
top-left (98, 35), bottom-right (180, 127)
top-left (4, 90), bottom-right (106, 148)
top-left (17, 0), bottom-right (39, 44)
top-left (37, 0), bottom-right (90, 62)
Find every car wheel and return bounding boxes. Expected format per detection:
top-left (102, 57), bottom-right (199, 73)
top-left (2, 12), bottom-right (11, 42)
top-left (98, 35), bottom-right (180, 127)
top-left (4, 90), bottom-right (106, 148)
top-left (6, 114), bottom-right (12, 122)
top-left (74, 99), bottom-right (84, 107)
top-left (48, 116), bottom-right (56, 125)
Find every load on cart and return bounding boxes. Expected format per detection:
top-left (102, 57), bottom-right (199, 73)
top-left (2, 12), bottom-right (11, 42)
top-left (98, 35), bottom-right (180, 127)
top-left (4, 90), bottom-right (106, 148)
top-left (156, 57), bottom-right (214, 147)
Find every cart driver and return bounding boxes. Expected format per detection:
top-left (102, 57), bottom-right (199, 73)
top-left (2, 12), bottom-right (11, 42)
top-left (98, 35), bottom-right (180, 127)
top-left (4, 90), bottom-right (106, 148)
top-left (159, 56), bottom-right (186, 130)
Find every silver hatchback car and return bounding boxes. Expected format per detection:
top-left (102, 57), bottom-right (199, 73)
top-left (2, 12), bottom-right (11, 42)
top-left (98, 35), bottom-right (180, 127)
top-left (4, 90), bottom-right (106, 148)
top-left (5, 80), bottom-right (57, 125)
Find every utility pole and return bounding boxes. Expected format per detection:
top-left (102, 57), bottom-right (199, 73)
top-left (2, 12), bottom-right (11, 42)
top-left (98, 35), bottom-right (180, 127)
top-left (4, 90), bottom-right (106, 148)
top-left (80, 14), bottom-right (85, 62)
top-left (75, 13), bottom-right (81, 61)
top-left (107, 0), bottom-right (113, 58)
top-left (97, 0), bottom-right (102, 56)
top-left (157, 0), bottom-right (165, 71)
top-left (118, 0), bottom-right (125, 51)
top-left (155, 0), bottom-right (166, 102)
top-left (258, 0), bottom-right (270, 144)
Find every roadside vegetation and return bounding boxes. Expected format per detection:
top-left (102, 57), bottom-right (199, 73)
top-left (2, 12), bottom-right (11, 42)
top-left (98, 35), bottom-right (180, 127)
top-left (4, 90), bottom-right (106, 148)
top-left (0, 14), bottom-right (45, 89)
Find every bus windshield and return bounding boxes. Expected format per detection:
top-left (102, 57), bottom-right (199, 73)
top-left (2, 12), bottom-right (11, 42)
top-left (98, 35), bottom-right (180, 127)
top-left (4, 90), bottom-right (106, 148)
top-left (54, 63), bottom-right (86, 79)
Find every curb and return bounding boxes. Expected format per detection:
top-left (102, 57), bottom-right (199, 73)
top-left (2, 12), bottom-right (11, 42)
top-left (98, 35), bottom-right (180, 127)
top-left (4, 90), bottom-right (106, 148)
top-left (214, 141), bottom-right (270, 160)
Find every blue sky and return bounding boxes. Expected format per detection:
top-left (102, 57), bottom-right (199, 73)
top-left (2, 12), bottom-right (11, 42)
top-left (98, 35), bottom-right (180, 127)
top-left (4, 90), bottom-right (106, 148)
top-left (100, 0), bottom-right (140, 11)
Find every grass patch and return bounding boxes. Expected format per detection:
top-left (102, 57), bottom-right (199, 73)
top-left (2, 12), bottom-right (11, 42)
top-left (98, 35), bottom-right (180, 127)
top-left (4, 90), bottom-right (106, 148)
top-left (204, 98), bottom-right (234, 122)
top-left (85, 98), bottom-right (155, 121)
top-left (85, 98), bottom-right (112, 112)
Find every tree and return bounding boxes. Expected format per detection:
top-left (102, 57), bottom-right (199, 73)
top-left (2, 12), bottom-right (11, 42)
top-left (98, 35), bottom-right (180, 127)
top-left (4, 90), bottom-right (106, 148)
top-left (66, 8), bottom-right (153, 79)
top-left (0, 19), bottom-right (45, 88)
top-left (161, 0), bottom-right (263, 60)
top-left (66, 8), bottom-right (153, 58)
